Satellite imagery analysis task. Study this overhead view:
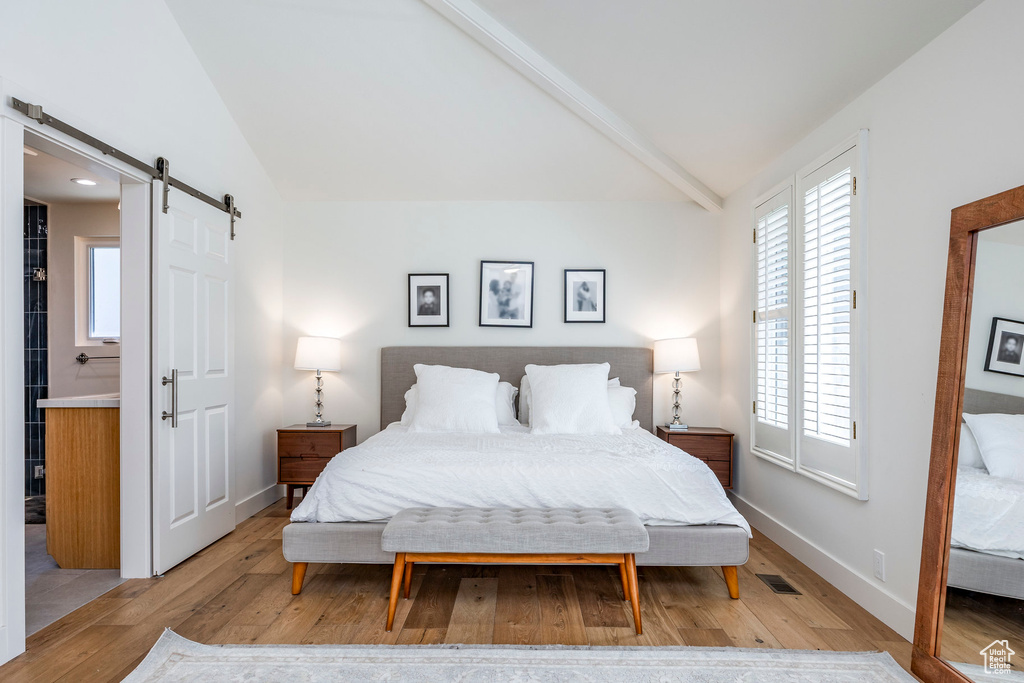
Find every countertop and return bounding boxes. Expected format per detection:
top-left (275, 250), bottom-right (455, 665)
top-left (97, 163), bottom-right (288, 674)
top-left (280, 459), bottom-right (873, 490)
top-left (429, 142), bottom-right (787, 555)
top-left (37, 394), bottom-right (120, 409)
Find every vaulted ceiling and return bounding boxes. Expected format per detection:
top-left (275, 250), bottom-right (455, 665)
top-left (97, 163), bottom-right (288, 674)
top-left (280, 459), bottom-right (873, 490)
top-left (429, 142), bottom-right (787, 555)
top-left (166, 0), bottom-right (981, 203)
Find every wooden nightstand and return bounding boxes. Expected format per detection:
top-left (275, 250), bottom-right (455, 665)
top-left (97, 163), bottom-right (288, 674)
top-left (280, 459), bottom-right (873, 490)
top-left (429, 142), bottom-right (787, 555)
top-left (278, 424), bottom-right (356, 509)
top-left (657, 426), bottom-right (733, 489)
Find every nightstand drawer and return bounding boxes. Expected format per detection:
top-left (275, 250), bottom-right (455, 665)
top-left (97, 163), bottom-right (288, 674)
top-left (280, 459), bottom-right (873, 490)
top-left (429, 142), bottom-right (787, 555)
top-left (666, 434), bottom-right (731, 461)
top-left (279, 456), bottom-right (332, 483)
top-left (657, 426), bottom-right (733, 490)
top-left (705, 459), bottom-right (731, 483)
top-left (278, 432), bottom-right (341, 459)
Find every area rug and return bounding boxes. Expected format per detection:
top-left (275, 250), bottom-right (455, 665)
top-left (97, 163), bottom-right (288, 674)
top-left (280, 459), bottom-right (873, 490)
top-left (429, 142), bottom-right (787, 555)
top-left (124, 629), bottom-right (916, 682)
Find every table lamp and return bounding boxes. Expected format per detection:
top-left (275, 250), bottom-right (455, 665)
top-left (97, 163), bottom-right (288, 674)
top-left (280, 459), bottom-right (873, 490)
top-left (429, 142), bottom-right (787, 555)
top-left (654, 338), bottom-right (701, 430)
top-left (294, 336), bottom-right (342, 427)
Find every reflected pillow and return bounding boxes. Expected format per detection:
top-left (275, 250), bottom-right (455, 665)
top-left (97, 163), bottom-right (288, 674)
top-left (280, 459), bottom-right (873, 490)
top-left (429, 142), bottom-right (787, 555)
top-left (957, 417), bottom-right (986, 470)
top-left (962, 413), bottom-right (1024, 480)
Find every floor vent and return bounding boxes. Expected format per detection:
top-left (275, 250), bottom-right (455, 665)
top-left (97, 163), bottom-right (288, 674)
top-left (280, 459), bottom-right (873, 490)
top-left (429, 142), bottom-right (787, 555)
top-left (756, 573), bottom-right (802, 595)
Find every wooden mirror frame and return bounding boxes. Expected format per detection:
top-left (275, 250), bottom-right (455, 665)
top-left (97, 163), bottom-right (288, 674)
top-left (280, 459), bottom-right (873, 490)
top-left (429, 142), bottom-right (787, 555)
top-left (912, 183), bottom-right (1024, 682)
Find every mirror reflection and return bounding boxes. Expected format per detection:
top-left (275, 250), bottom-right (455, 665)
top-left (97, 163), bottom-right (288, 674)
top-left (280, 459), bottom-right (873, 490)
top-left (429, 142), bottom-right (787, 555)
top-left (942, 219), bottom-right (1024, 679)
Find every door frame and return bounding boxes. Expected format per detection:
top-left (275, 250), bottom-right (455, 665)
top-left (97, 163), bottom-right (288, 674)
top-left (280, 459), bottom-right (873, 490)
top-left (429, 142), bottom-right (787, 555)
top-left (0, 80), bottom-right (154, 663)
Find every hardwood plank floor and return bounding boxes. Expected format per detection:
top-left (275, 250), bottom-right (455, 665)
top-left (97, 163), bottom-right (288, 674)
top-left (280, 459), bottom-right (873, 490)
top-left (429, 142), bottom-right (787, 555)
top-left (942, 587), bottom-right (1024, 673)
top-left (1, 499), bottom-right (915, 681)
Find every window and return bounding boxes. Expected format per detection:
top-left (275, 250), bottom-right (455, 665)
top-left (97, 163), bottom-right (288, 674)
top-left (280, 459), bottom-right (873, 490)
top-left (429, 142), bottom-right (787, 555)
top-left (89, 245), bottom-right (120, 338)
top-left (75, 236), bottom-right (121, 343)
top-left (752, 132), bottom-right (866, 499)
top-left (754, 187), bottom-right (793, 464)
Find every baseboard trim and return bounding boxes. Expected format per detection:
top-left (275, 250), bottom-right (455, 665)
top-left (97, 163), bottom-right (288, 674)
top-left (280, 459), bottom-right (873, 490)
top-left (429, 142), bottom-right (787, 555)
top-left (235, 484), bottom-right (285, 522)
top-left (728, 492), bottom-right (916, 641)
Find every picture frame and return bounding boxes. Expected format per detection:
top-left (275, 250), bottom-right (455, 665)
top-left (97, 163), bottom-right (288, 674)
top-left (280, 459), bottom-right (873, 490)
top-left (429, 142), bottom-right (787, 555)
top-left (983, 316), bottom-right (1024, 377)
top-left (564, 269), bottom-right (606, 323)
top-left (408, 273), bottom-right (449, 327)
top-left (479, 261), bottom-right (534, 328)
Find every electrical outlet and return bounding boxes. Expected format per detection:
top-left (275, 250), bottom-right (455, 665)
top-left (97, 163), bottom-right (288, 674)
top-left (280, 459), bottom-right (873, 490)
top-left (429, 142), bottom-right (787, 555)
top-left (873, 549), bottom-right (886, 581)
top-left (33, 465), bottom-right (44, 479)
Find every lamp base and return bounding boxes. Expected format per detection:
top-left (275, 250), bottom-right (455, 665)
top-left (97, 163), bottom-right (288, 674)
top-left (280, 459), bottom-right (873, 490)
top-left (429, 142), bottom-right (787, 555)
top-left (306, 420), bottom-right (332, 427)
top-left (664, 423), bottom-right (689, 430)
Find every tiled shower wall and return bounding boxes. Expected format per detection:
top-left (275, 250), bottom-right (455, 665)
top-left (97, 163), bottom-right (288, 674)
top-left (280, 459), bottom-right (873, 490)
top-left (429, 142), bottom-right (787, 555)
top-left (24, 204), bottom-right (47, 497)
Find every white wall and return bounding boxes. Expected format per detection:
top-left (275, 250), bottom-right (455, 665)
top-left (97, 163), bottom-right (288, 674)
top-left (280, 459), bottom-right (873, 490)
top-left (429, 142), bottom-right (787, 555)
top-left (0, 0), bottom-right (286, 536)
top-left (965, 234), bottom-right (1024, 397)
top-left (46, 201), bottom-right (120, 398)
top-left (719, 0), bottom-right (1024, 639)
top-left (281, 201), bottom-right (720, 437)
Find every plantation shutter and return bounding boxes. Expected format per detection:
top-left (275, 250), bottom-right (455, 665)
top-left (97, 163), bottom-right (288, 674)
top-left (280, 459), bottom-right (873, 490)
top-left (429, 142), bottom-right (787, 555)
top-left (753, 188), bottom-right (792, 463)
top-left (797, 145), bottom-right (858, 486)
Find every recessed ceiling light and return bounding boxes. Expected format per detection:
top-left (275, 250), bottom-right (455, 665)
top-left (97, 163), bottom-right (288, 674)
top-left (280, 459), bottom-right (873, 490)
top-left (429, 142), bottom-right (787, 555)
top-left (71, 178), bottom-right (97, 186)
top-left (23, 147), bottom-right (38, 156)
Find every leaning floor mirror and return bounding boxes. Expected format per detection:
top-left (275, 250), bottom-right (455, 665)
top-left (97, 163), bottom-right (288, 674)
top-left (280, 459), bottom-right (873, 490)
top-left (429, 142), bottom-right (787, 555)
top-left (913, 184), bottom-right (1024, 682)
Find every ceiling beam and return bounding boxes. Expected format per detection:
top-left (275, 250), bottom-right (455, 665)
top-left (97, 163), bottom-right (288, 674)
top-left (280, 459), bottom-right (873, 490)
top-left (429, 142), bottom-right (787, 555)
top-left (421, 0), bottom-right (723, 212)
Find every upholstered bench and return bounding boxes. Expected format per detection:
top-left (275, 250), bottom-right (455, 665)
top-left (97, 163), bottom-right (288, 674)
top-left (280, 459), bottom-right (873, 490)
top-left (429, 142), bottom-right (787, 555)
top-left (380, 507), bottom-right (650, 634)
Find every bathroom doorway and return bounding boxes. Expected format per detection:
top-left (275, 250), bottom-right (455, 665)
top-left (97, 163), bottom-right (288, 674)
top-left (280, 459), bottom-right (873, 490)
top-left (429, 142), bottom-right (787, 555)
top-left (22, 146), bottom-right (124, 634)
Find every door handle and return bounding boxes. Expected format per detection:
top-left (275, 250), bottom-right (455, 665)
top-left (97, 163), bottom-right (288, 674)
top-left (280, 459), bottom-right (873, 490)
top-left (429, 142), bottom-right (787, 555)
top-left (161, 369), bottom-right (178, 428)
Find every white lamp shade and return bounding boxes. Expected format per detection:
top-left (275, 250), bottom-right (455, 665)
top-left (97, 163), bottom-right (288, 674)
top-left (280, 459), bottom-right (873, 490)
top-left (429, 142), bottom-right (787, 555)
top-left (653, 337), bottom-right (701, 374)
top-left (294, 336), bottom-right (342, 372)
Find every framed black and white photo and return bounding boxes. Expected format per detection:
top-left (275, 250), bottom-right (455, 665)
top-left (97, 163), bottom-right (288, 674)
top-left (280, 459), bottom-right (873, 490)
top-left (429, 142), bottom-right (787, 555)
top-left (564, 269), bottom-right (606, 323)
top-left (479, 261), bottom-right (534, 328)
top-left (408, 274), bottom-right (449, 327)
top-left (984, 316), bottom-right (1024, 377)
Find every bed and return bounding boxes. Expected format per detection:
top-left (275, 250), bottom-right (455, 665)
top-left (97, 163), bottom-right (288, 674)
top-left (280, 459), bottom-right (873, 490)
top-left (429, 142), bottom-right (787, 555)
top-left (947, 388), bottom-right (1024, 599)
top-left (282, 346), bottom-right (750, 572)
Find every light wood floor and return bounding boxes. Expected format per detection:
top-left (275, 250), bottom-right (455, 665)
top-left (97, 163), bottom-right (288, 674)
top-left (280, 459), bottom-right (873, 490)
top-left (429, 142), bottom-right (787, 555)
top-left (942, 587), bottom-right (1024, 672)
top-left (0, 499), bottom-right (914, 682)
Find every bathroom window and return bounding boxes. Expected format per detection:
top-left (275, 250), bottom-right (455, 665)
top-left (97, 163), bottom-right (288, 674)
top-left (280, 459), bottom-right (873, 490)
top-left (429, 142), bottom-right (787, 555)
top-left (89, 245), bottom-right (120, 338)
top-left (75, 236), bottom-right (120, 343)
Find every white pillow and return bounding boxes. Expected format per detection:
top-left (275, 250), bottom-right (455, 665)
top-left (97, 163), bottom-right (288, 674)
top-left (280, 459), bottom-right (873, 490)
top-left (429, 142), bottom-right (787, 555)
top-left (401, 382), bottom-right (518, 426)
top-left (408, 364), bottom-right (501, 433)
top-left (519, 375), bottom-right (621, 427)
top-left (525, 363), bottom-right (621, 435)
top-left (957, 418), bottom-right (985, 470)
top-left (962, 413), bottom-right (1024, 480)
top-left (496, 382), bottom-right (519, 425)
top-left (608, 385), bottom-right (639, 430)
top-left (518, 375), bottom-right (533, 426)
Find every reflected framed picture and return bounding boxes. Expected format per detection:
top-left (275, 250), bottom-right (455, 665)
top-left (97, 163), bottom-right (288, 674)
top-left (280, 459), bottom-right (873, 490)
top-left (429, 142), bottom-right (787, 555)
top-left (564, 269), bottom-right (605, 323)
top-left (984, 316), bottom-right (1024, 377)
top-left (479, 261), bottom-right (534, 328)
top-left (408, 273), bottom-right (449, 327)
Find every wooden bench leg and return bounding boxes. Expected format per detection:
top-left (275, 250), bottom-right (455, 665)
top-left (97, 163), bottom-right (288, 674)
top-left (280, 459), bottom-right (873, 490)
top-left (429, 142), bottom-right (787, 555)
top-left (626, 553), bottom-right (642, 635)
top-left (723, 565), bottom-right (740, 599)
top-left (404, 561), bottom-right (414, 599)
top-left (618, 561), bottom-right (630, 601)
top-left (386, 553), bottom-right (406, 632)
top-left (291, 562), bottom-right (308, 595)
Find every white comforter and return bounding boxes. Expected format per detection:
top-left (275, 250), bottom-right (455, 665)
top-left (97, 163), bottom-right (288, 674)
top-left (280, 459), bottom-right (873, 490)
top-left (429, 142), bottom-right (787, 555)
top-left (952, 466), bottom-right (1024, 559)
top-left (291, 424), bottom-right (750, 535)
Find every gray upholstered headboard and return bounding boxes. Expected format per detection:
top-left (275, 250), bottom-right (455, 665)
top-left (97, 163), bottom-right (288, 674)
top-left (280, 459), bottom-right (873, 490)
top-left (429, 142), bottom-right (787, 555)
top-left (381, 346), bottom-right (654, 432)
top-left (963, 387), bottom-right (1024, 415)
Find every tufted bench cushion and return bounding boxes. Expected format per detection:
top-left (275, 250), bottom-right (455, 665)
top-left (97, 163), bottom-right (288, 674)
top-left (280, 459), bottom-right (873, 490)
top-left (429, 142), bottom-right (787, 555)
top-left (381, 507), bottom-right (650, 554)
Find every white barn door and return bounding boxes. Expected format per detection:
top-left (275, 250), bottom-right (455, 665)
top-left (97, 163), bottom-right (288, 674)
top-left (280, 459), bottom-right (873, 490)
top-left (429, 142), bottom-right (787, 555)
top-left (152, 184), bottom-right (235, 574)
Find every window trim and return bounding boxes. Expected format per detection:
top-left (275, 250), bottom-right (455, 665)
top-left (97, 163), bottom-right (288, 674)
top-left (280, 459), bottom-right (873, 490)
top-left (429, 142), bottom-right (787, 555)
top-left (74, 235), bottom-right (121, 346)
top-left (750, 130), bottom-right (869, 500)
